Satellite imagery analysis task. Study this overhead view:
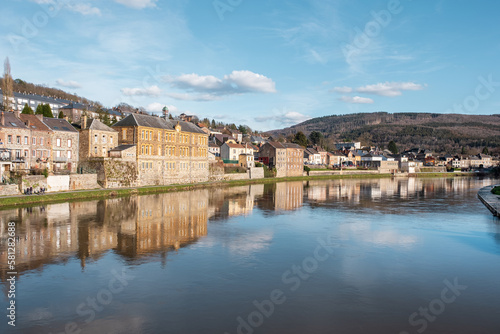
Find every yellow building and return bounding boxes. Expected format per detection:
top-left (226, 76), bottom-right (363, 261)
top-left (112, 114), bottom-right (209, 186)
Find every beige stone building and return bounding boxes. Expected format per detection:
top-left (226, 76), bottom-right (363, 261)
top-left (112, 113), bottom-right (209, 186)
top-left (78, 117), bottom-right (118, 161)
top-left (259, 142), bottom-right (303, 177)
top-left (43, 118), bottom-right (79, 173)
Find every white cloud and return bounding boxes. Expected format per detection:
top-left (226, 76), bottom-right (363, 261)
top-left (339, 96), bottom-right (374, 104)
top-left (56, 79), bottom-right (81, 89)
top-left (32, 1), bottom-right (101, 15)
top-left (331, 86), bottom-right (353, 94)
top-left (146, 102), bottom-right (178, 114)
top-left (255, 110), bottom-right (311, 126)
top-left (114, 0), bottom-right (157, 9)
top-left (164, 70), bottom-right (277, 97)
top-left (121, 85), bottom-right (162, 97)
top-left (165, 92), bottom-right (220, 102)
top-left (356, 82), bottom-right (425, 97)
top-left (224, 70), bottom-right (277, 94)
top-left (66, 3), bottom-right (101, 15)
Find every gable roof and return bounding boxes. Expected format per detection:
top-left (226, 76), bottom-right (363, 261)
top-left (112, 114), bottom-right (206, 134)
top-left (283, 143), bottom-right (304, 150)
top-left (224, 143), bottom-right (245, 149)
top-left (43, 117), bottom-right (78, 132)
top-left (0, 112), bottom-right (28, 129)
top-left (110, 144), bottom-right (136, 151)
top-left (267, 141), bottom-right (286, 149)
top-left (86, 118), bottom-right (117, 132)
top-left (19, 114), bottom-right (51, 131)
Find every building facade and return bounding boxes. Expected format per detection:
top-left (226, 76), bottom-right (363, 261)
top-left (78, 117), bottom-right (118, 161)
top-left (112, 114), bottom-right (209, 186)
top-left (43, 118), bottom-right (79, 173)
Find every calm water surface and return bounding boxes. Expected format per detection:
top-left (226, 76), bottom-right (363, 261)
top-left (1, 177), bottom-right (500, 334)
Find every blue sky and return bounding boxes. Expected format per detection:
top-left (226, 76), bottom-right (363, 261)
top-left (1, 0), bottom-right (499, 130)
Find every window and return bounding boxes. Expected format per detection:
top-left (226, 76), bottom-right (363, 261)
top-left (122, 129), bottom-right (127, 140)
top-left (17, 136), bottom-right (20, 144)
top-left (94, 135), bottom-right (98, 143)
top-left (149, 131), bottom-right (152, 140)
top-left (145, 131), bottom-right (148, 140)
top-left (32, 150), bottom-right (35, 156)
top-left (142, 130), bottom-right (145, 139)
top-left (8, 135), bottom-right (12, 144)
top-left (24, 150), bottom-right (28, 157)
top-left (56, 151), bottom-right (61, 158)
top-left (102, 135), bottom-right (106, 144)
top-left (56, 138), bottom-right (61, 147)
top-left (32, 137), bottom-right (36, 145)
top-left (68, 139), bottom-right (72, 148)
top-left (94, 147), bottom-right (97, 154)
top-left (110, 136), bottom-right (114, 145)
top-left (68, 151), bottom-right (72, 159)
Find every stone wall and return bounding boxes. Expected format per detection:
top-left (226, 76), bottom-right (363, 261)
top-left (209, 161), bottom-right (224, 181)
top-left (47, 175), bottom-right (70, 192)
top-left (249, 167), bottom-right (264, 179)
top-left (0, 184), bottom-right (20, 196)
top-left (224, 173), bottom-right (250, 181)
top-left (21, 175), bottom-right (48, 192)
top-left (69, 174), bottom-right (100, 190)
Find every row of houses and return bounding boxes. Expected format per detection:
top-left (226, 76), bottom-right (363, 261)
top-left (0, 111), bottom-right (210, 186)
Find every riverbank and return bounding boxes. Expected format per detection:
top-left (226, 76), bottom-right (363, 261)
top-left (477, 184), bottom-right (500, 217)
top-left (0, 172), bottom-right (475, 209)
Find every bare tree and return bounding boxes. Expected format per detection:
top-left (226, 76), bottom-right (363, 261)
top-left (2, 57), bottom-right (13, 111)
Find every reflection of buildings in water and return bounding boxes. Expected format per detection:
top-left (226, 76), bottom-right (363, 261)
top-left (116, 191), bottom-right (209, 258)
top-left (208, 184), bottom-right (264, 220)
top-left (0, 190), bottom-right (210, 281)
top-left (274, 182), bottom-right (303, 211)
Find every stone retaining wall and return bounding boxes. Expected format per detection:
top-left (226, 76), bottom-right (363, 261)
top-left (69, 174), bottom-right (100, 190)
top-left (477, 185), bottom-right (500, 216)
top-left (0, 184), bottom-right (20, 196)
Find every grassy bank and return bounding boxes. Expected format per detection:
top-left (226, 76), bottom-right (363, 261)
top-left (491, 186), bottom-right (500, 195)
top-left (0, 172), bottom-right (475, 209)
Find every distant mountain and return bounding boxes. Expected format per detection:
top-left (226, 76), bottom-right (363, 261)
top-left (266, 112), bottom-right (500, 154)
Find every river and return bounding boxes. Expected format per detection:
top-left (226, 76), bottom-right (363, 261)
top-left (1, 177), bottom-right (499, 334)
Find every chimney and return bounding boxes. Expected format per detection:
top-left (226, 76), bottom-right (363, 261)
top-left (1, 112), bottom-right (4, 126)
top-left (82, 115), bottom-right (87, 129)
top-left (14, 110), bottom-right (21, 119)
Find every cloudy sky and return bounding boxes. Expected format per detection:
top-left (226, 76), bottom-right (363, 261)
top-left (1, 0), bottom-right (499, 130)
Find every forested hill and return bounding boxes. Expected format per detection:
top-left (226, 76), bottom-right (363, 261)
top-left (266, 112), bottom-right (500, 154)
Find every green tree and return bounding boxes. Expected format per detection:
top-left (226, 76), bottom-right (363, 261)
top-left (482, 146), bottom-right (489, 154)
top-left (101, 112), bottom-right (111, 126)
top-left (461, 146), bottom-right (467, 155)
top-left (35, 104), bottom-right (43, 115)
top-left (42, 104), bottom-right (53, 118)
top-left (292, 131), bottom-right (308, 147)
top-left (58, 111), bottom-right (64, 118)
top-left (211, 119), bottom-right (216, 128)
top-left (238, 125), bottom-right (248, 135)
top-left (388, 140), bottom-right (398, 154)
top-left (22, 103), bottom-right (34, 114)
top-left (309, 131), bottom-right (323, 145)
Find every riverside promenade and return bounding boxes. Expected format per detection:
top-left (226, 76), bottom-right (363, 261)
top-left (478, 184), bottom-right (500, 216)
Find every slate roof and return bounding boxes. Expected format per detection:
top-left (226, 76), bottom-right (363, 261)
top-left (283, 143), bottom-right (304, 150)
top-left (110, 144), bottom-right (136, 151)
top-left (0, 89), bottom-right (72, 105)
top-left (43, 117), bottom-right (78, 132)
top-left (60, 102), bottom-right (87, 110)
top-left (113, 114), bottom-right (206, 134)
top-left (0, 112), bottom-right (28, 129)
top-left (86, 119), bottom-right (117, 132)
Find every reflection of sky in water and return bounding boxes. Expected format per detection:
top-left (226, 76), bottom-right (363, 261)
top-left (0, 177), bottom-right (499, 334)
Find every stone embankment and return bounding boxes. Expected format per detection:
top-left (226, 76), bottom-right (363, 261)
top-left (478, 185), bottom-right (500, 216)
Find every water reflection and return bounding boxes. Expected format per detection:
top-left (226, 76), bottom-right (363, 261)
top-left (0, 177), bottom-right (496, 282)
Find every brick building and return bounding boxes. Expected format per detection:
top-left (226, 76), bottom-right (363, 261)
top-left (78, 117), bottom-right (118, 161)
top-left (0, 111), bottom-right (31, 171)
top-left (259, 142), bottom-right (287, 176)
top-left (43, 118), bottom-right (79, 172)
top-left (112, 113), bottom-right (209, 186)
top-left (19, 114), bottom-right (52, 170)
